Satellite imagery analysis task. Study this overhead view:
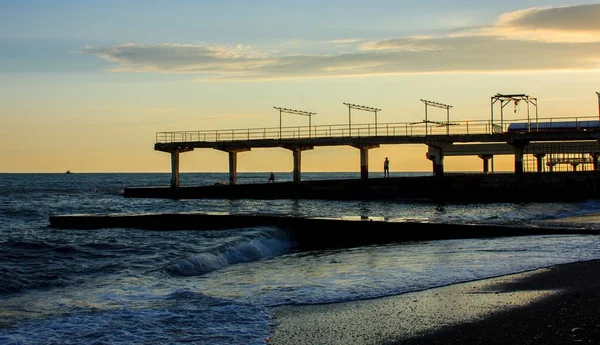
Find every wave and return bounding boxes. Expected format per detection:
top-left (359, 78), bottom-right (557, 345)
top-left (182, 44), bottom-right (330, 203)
top-left (164, 226), bottom-right (293, 276)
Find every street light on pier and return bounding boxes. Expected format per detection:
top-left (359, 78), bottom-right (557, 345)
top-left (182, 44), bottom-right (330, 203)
top-left (343, 102), bottom-right (382, 136)
top-left (596, 92), bottom-right (600, 120)
top-left (420, 99), bottom-right (453, 135)
top-left (491, 94), bottom-right (537, 132)
top-left (273, 107), bottom-right (317, 139)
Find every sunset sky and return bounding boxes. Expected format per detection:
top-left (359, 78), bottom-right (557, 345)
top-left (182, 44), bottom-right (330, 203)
top-left (2, 1), bottom-right (600, 173)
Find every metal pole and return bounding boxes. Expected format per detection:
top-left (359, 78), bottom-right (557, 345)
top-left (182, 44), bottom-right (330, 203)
top-left (500, 100), bottom-right (504, 131)
top-left (491, 97), bottom-right (494, 133)
top-left (425, 103), bottom-right (428, 135)
top-left (375, 110), bottom-right (378, 136)
top-left (535, 99), bottom-right (539, 131)
top-left (596, 92), bottom-right (600, 120)
top-left (446, 107), bottom-right (450, 135)
top-left (279, 109), bottom-right (282, 139)
top-left (309, 115), bottom-right (312, 138)
top-left (535, 98), bottom-right (539, 128)
top-left (527, 96), bottom-right (530, 131)
top-left (348, 107), bottom-right (352, 136)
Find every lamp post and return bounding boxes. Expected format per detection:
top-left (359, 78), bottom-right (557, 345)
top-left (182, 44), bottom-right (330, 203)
top-left (343, 102), bottom-right (382, 136)
top-left (491, 94), bottom-right (537, 132)
top-left (273, 107), bottom-right (317, 139)
top-left (596, 92), bottom-right (600, 120)
top-left (420, 99), bottom-right (453, 135)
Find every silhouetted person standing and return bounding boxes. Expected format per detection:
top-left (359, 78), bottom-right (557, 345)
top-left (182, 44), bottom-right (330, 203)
top-left (268, 172), bottom-right (275, 183)
top-left (384, 157), bottom-right (390, 178)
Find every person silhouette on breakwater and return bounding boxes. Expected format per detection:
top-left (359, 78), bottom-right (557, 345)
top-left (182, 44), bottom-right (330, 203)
top-left (268, 172), bottom-right (275, 183)
top-left (384, 157), bottom-right (390, 178)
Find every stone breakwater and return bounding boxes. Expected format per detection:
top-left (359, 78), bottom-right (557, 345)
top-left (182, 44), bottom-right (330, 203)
top-left (123, 171), bottom-right (600, 203)
top-left (49, 213), bottom-right (600, 251)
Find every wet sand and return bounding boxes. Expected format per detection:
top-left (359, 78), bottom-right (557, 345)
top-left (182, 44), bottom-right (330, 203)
top-left (268, 214), bottom-right (600, 345)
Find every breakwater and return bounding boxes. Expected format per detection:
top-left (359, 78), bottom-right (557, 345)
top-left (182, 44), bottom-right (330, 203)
top-left (49, 212), bottom-right (600, 251)
top-left (123, 171), bottom-right (600, 203)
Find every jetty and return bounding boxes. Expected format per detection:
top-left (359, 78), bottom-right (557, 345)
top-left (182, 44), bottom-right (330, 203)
top-left (123, 93), bottom-right (600, 201)
top-left (48, 212), bottom-right (600, 250)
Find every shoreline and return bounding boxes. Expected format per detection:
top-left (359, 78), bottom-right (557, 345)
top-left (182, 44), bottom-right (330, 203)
top-left (268, 210), bottom-right (600, 345)
top-left (268, 259), bottom-right (600, 344)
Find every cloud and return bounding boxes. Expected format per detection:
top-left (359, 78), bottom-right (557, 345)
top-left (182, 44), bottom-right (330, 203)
top-left (325, 38), bottom-right (363, 44)
top-left (497, 4), bottom-right (600, 32)
top-left (81, 43), bottom-right (273, 74)
top-left (455, 4), bottom-right (600, 43)
top-left (82, 4), bottom-right (600, 81)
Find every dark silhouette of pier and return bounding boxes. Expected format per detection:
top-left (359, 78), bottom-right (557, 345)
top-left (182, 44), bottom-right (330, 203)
top-left (126, 93), bottom-right (600, 201)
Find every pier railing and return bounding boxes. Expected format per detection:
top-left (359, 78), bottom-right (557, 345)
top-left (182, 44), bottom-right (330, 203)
top-left (156, 116), bottom-right (598, 143)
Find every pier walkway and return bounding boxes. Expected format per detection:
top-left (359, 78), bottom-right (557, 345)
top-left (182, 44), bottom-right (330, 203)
top-left (154, 116), bottom-right (600, 188)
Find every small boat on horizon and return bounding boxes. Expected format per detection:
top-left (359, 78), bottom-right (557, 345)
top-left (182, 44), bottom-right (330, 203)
top-left (66, 170), bottom-right (72, 174)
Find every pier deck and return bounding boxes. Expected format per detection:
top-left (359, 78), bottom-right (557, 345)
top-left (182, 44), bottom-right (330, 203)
top-left (152, 115), bottom-right (600, 188)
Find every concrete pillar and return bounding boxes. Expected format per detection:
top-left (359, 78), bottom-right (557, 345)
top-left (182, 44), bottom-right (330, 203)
top-left (215, 147), bottom-right (250, 185)
top-left (159, 148), bottom-right (193, 189)
top-left (534, 153), bottom-right (546, 173)
top-left (478, 154), bottom-right (492, 174)
top-left (360, 147), bottom-right (369, 180)
top-left (427, 147), bottom-right (444, 177)
top-left (228, 151), bottom-right (238, 185)
top-left (514, 146), bottom-right (524, 175)
top-left (293, 148), bottom-right (302, 184)
top-left (351, 144), bottom-right (379, 180)
top-left (509, 140), bottom-right (528, 175)
top-left (591, 153), bottom-right (599, 171)
top-left (170, 151), bottom-right (180, 189)
top-left (548, 163), bottom-right (555, 172)
top-left (571, 164), bottom-right (578, 172)
top-left (282, 145), bottom-right (314, 184)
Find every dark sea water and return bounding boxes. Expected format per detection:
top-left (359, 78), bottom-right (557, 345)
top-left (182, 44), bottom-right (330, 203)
top-left (1, 172), bottom-right (600, 344)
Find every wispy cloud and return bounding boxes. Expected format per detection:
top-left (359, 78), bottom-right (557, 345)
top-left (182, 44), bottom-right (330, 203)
top-left (82, 4), bottom-right (600, 81)
top-left (325, 38), bottom-right (363, 44)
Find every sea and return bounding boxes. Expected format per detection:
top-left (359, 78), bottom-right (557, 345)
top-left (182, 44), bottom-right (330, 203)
top-left (1, 172), bottom-right (600, 345)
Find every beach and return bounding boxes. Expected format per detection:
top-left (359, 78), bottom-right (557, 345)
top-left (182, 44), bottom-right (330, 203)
top-left (269, 214), bottom-right (600, 345)
top-left (269, 259), bottom-right (600, 345)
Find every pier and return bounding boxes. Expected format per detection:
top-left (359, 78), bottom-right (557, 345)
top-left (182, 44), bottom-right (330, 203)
top-left (124, 93), bottom-right (600, 201)
top-left (154, 116), bottom-right (600, 187)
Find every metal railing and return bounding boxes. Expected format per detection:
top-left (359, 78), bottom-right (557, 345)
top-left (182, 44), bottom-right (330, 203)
top-left (156, 115), bottom-right (599, 144)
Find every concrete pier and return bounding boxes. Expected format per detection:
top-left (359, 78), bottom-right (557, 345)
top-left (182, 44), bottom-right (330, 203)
top-left (124, 171), bottom-right (600, 203)
top-left (155, 126), bottom-right (600, 186)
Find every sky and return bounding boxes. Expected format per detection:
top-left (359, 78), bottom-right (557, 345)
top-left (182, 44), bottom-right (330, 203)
top-left (1, 0), bottom-right (600, 174)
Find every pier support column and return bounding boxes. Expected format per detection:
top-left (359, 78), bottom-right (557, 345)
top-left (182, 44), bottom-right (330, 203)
top-left (591, 152), bottom-right (599, 171)
top-left (216, 147), bottom-right (251, 185)
top-left (351, 144), bottom-right (380, 180)
top-left (478, 154), bottom-right (492, 174)
top-left (427, 144), bottom-right (448, 177)
top-left (283, 145), bottom-right (314, 184)
top-left (228, 152), bottom-right (238, 185)
top-left (514, 147), bottom-right (524, 174)
top-left (509, 140), bottom-right (529, 175)
top-left (427, 149), bottom-right (444, 177)
top-left (159, 148), bottom-right (193, 189)
top-left (171, 152), bottom-right (180, 188)
top-left (534, 153), bottom-right (546, 173)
